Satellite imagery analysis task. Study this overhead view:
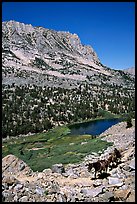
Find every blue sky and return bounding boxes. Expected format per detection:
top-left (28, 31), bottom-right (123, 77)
top-left (2, 2), bottom-right (135, 70)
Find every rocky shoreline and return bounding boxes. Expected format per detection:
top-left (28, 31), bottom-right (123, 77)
top-left (2, 120), bottom-right (135, 202)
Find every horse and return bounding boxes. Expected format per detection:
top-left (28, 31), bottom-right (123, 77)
top-left (87, 159), bottom-right (109, 178)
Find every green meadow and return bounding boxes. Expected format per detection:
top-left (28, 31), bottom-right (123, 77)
top-left (2, 125), bottom-right (113, 172)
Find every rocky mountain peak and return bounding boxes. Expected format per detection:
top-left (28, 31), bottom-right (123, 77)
top-left (2, 20), bottom-right (135, 90)
top-left (2, 20), bottom-right (34, 34)
top-left (2, 20), bottom-right (100, 65)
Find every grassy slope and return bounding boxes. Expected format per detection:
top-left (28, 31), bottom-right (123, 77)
top-left (2, 125), bottom-right (113, 172)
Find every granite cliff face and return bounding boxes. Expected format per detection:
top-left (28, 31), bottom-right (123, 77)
top-left (2, 20), bottom-right (134, 89)
top-left (2, 20), bottom-right (101, 88)
top-left (2, 20), bottom-right (100, 64)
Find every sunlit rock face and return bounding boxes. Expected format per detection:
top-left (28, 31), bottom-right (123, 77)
top-left (2, 20), bottom-right (134, 89)
top-left (123, 67), bottom-right (135, 75)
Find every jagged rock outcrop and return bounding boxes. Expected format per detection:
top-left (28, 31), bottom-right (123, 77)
top-left (2, 120), bottom-right (135, 202)
top-left (2, 20), bottom-right (134, 89)
top-left (123, 67), bottom-right (135, 75)
top-left (2, 20), bottom-right (99, 63)
top-left (2, 154), bottom-right (32, 177)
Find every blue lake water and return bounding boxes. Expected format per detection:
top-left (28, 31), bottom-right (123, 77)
top-left (69, 118), bottom-right (122, 136)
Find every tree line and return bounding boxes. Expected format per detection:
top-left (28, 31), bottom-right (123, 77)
top-left (2, 82), bottom-right (135, 138)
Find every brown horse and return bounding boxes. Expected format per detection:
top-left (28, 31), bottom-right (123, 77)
top-left (107, 148), bottom-right (121, 169)
top-left (86, 148), bottom-right (121, 178)
top-left (87, 159), bottom-right (109, 178)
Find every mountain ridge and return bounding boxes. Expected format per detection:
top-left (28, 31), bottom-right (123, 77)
top-left (2, 20), bottom-right (135, 138)
top-left (123, 67), bottom-right (135, 75)
top-left (2, 21), bottom-right (134, 89)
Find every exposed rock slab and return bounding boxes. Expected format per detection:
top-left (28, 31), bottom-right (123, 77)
top-left (2, 154), bottom-right (32, 176)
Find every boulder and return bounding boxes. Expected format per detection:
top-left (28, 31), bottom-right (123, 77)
top-left (128, 158), bottom-right (135, 170)
top-left (126, 191), bottom-right (135, 202)
top-left (108, 177), bottom-right (123, 187)
top-left (114, 189), bottom-right (131, 201)
top-left (93, 180), bottom-right (102, 187)
top-left (2, 154), bottom-right (32, 176)
top-left (99, 191), bottom-right (114, 202)
top-left (65, 167), bottom-right (79, 179)
top-left (2, 190), bottom-right (14, 202)
top-left (19, 196), bottom-right (29, 202)
top-left (43, 168), bottom-right (52, 174)
top-left (35, 186), bottom-right (44, 196)
top-left (52, 163), bottom-right (65, 174)
top-left (14, 183), bottom-right (23, 191)
top-left (80, 186), bottom-right (104, 197)
top-left (3, 175), bottom-right (19, 186)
